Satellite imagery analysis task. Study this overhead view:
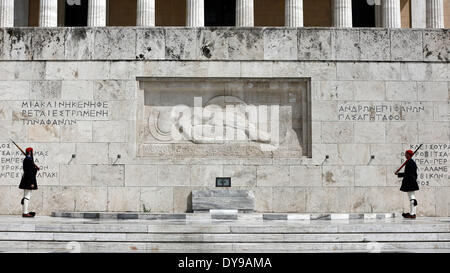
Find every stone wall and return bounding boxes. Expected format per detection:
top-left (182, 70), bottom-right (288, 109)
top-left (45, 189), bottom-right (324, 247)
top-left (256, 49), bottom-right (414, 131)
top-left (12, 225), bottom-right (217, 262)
top-left (0, 27), bottom-right (448, 216)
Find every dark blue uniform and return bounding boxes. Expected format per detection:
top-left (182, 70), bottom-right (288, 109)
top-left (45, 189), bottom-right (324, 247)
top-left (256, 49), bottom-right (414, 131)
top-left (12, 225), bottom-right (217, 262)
top-left (19, 155), bottom-right (38, 190)
top-left (397, 159), bottom-right (419, 192)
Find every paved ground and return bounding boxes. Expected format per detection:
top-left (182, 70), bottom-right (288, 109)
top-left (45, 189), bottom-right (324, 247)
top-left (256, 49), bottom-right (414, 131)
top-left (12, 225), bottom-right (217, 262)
top-left (0, 215), bottom-right (449, 253)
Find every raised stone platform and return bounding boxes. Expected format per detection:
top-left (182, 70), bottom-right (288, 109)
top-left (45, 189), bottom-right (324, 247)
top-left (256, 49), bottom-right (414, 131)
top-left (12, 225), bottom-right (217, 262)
top-left (0, 215), bottom-right (449, 253)
top-left (51, 211), bottom-right (395, 220)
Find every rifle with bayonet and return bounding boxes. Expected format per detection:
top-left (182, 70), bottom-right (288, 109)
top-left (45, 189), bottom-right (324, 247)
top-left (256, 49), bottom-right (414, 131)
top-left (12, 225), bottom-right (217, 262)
top-left (394, 144), bottom-right (423, 175)
top-left (10, 139), bottom-right (40, 170)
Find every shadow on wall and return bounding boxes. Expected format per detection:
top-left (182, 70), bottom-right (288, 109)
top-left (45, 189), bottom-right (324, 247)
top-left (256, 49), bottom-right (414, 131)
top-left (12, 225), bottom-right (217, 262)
top-left (187, 191), bottom-right (193, 213)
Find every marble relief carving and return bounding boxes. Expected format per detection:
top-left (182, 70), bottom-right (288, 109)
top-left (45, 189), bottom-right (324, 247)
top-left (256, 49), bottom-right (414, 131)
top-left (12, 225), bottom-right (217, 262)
top-left (138, 79), bottom-right (309, 157)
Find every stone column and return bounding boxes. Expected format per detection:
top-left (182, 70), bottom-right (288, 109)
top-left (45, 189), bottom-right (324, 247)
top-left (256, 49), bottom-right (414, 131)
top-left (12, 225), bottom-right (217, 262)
top-left (137, 0), bottom-right (155, 27)
top-left (0, 0), bottom-right (14, 27)
top-left (426, 0), bottom-right (444, 28)
top-left (333, 0), bottom-right (352, 27)
top-left (186, 0), bottom-right (204, 27)
top-left (88, 0), bottom-right (107, 27)
top-left (381, 0), bottom-right (401, 28)
top-left (285, 0), bottom-right (303, 27)
top-left (39, 0), bottom-right (58, 27)
top-left (236, 0), bottom-right (254, 27)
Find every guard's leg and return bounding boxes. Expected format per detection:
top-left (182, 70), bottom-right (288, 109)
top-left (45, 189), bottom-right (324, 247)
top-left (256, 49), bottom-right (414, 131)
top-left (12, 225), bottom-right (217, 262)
top-left (22, 190), bottom-right (32, 215)
top-left (407, 191), bottom-right (417, 216)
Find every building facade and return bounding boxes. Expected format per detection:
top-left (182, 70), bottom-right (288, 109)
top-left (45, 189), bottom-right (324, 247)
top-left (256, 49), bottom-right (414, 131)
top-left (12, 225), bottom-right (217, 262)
top-left (2, 0), bottom-right (450, 28)
top-left (0, 0), bottom-right (449, 216)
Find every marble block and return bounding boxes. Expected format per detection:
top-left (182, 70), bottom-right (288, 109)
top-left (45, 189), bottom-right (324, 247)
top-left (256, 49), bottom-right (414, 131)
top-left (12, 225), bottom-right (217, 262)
top-left (192, 189), bottom-right (255, 212)
top-left (210, 209), bottom-right (238, 220)
top-left (423, 30), bottom-right (450, 62)
top-left (3, 29), bottom-right (33, 60)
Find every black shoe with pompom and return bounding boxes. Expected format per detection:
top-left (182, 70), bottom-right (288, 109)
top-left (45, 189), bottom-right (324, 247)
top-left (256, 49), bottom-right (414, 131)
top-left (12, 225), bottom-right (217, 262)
top-left (22, 213), bottom-right (35, 218)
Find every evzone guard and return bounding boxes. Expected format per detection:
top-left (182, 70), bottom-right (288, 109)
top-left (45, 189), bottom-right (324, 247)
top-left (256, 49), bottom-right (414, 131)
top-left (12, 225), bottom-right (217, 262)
top-left (395, 146), bottom-right (422, 219)
top-left (11, 140), bottom-right (40, 218)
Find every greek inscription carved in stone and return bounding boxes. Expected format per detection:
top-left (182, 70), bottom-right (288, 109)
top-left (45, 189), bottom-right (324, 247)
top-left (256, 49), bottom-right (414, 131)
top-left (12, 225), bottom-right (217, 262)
top-left (338, 102), bottom-right (426, 121)
top-left (0, 143), bottom-right (57, 180)
top-left (19, 100), bottom-right (109, 125)
top-left (407, 144), bottom-right (450, 186)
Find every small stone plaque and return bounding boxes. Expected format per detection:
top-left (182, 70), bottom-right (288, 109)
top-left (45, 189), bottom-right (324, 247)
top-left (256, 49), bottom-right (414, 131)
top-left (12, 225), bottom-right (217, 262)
top-left (216, 177), bottom-right (231, 187)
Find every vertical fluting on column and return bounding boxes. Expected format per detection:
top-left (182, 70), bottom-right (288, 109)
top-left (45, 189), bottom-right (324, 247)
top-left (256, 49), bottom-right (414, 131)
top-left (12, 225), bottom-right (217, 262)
top-left (333, 0), bottom-right (352, 27)
top-left (88, 0), bottom-right (107, 27)
top-left (426, 0), bottom-right (444, 28)
top-left (0, 0), bottom-right (14, 27)
top-left (285, 0), bottom-right (303, 27)
top-left (39, 0), bottom-right (58, 27)
top-left (236, 0), bottom-right (254, 27)
top-left (186, 0), bottom-right (204, 27)
top-left (137, 0), bottom-right (155, 26)
top-left (382, 0), bottom-right (401, 28)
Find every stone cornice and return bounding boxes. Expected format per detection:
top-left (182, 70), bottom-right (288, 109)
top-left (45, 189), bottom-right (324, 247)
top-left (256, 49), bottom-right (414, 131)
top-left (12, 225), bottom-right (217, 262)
top-left (0, 27), bottom-right (448, 62)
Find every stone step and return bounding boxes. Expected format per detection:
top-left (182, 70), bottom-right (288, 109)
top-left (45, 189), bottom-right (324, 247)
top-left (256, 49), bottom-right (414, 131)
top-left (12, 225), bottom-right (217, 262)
top-left (230, 242), bottom-right (450, 252)
top-left (51, 212), bottom-right (396, 221)
top-left (0, 241), bottom-right (449, 253)
top-left (0, 232), bottom-right (449, 242)
top-left (4, 248), bottom-right (450, 254)
top-left (1, 223), bottom-right (449, 233)
top-left (229, 224), bottom-right (450, 233)
top-left (1, 216), bottom-right (448, 252)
